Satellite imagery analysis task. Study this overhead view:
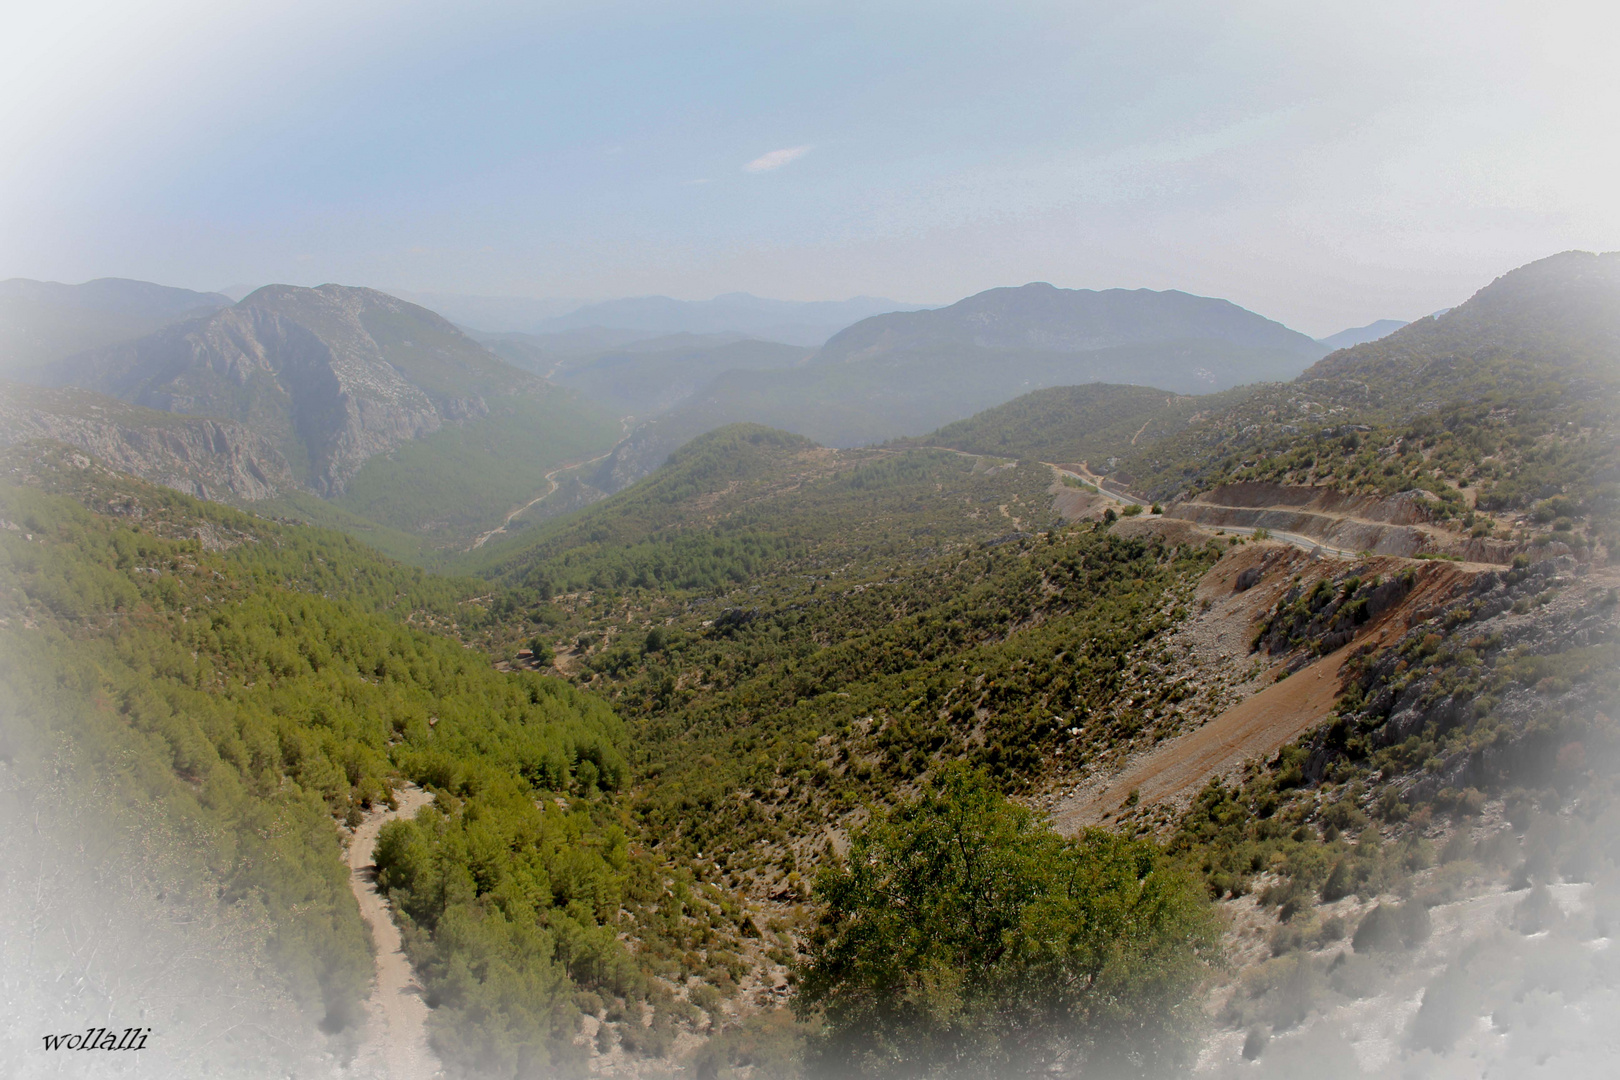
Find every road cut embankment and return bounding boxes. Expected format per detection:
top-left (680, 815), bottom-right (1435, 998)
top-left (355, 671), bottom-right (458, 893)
top-left (1162, 482), bottom-right (1523, 564)
top-left (1052, 549), bottom-right (1490, 830)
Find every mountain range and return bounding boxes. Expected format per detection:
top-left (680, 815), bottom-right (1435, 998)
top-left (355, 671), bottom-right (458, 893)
top-left (567, 283), bottom-right (1334, 491)
top-left (0, 277), bottom-right (232, 377)
top-left (530, 292), bottom-right (928, 346)
top-left (1315, 318), bottom-right (1408, 350)
top-left (0, 272), bottom-right (1441, 555)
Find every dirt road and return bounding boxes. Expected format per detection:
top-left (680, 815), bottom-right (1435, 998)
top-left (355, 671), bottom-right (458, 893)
top-left (346, 785), bottom-right (441, 1080)
top-left (1050, 463), bottom-right (1148, 507)
top-left (468, 444), bottom-right (619, 550)
top-left (1050, 464), bottom-right (1361, 558)
top-left (1209, 522), bottom-right (1361, 558)
top-left (1052, 641), bottom-right (1355, 831)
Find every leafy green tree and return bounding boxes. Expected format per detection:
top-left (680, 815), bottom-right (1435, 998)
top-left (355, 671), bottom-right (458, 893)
top-left (797, 768), bottom-right (1219, 1079)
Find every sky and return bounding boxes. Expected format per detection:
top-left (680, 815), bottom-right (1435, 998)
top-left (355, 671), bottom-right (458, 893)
top-left (2, 0), bottom-right (1617, 337)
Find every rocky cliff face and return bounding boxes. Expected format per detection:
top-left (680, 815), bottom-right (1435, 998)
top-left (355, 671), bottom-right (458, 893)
top-left (0, 384), bottom-right (295, 502)
top-left (48, 285), bottom-right (533, 495)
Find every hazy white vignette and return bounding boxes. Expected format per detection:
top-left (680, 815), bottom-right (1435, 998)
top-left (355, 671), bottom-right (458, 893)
top-left (2, 1), bottom-right (1619, 1079)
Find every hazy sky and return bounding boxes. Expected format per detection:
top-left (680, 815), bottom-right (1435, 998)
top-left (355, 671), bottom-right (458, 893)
top-left (3, 0), bottom-right (1616, 336)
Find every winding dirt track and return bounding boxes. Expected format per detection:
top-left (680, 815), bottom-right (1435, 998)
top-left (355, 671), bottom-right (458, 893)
top-left (469, 450), bottom-right (611, 550)
top-left (346, 785), bottom-right (441, 1080)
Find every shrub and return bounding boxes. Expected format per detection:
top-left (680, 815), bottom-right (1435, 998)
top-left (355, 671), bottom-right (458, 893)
top-left (798, 767), bottom-right (1220, 1079)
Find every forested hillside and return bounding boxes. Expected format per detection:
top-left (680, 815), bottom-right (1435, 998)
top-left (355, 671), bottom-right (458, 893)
top-left (447, 252), bottom-right (1620, 1078)
top-left (0, 444), bottom-right (732, 1078)
top-left (904, 382), bottom-right (1256, 466)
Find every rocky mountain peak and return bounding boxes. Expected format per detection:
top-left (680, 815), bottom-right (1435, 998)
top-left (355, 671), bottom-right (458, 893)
top-left (44, 283), bottom-right (538, 496)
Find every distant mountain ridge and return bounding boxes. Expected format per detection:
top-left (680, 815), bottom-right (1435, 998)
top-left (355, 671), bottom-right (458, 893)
top-left (553, 337), bottom-right (811, 419)
top-left (569, 283), bottom-right (1331, 489)
top-left (816, 283), bottom-right (1323, 366)
top-left (0, 277), bottom-right (232, 376)
top-left (535, 292), bottom-right (928, 346)
top-left (1315, 319), bottom-right (1407, 351)
top-left (386, 290), bottom-right (584, 334)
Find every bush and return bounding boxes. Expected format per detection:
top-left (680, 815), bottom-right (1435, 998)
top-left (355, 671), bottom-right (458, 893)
top-left (798, 767), bottom-right (1220, 1079)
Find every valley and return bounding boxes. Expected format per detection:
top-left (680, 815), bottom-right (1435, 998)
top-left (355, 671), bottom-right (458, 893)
top-left (2, 251), bottom-right (1616, 1079)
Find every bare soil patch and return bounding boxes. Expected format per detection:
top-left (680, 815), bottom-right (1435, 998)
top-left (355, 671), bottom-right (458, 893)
top-left (345, 785), bottom-right (441, 1080)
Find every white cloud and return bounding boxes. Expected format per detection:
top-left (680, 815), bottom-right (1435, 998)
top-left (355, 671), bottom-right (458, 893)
top-left (744, 145), bottom-right (811, 173)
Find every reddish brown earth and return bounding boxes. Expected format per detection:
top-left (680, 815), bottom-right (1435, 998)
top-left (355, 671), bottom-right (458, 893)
top-left (1053, 641), bottom-right (1353, 831)
top-left (1049, 519), bottom-right (1489, 831)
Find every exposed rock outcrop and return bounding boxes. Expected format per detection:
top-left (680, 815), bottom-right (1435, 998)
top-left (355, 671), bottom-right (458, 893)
top-left (45, 284), bottom-right (534, 495)
top-left (0, 383), bottom-right (295, 502)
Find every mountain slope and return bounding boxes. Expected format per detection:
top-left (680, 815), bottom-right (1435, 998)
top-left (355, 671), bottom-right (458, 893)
top-left (0, 277), bottom-right (231, 376)
top-left (1100, 251), bottom-right (1619, 533)
top-left (573, 284), bottom-right (1331, 492)
top-left (47, 284), bottom-right (539, 494)
top-left (904, 382), bottom-right (1258, 466)
top-left (0, 381), bottom-right (296, 501)
top-left (1302, 250), bottom-right (1620, 405)
top-left (15, 249), bottom-right (1619, 1079)
top-left (0, 442), bottom-right (761, 1079)
top-left (816, 282), bottom-right (1325, 376)
top-left (8, 285), bottom-right (622, 551)
top-left (461, 256), bottom-right (1620, 1079)
top-left (31, 285), bottom-right (619, 524)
